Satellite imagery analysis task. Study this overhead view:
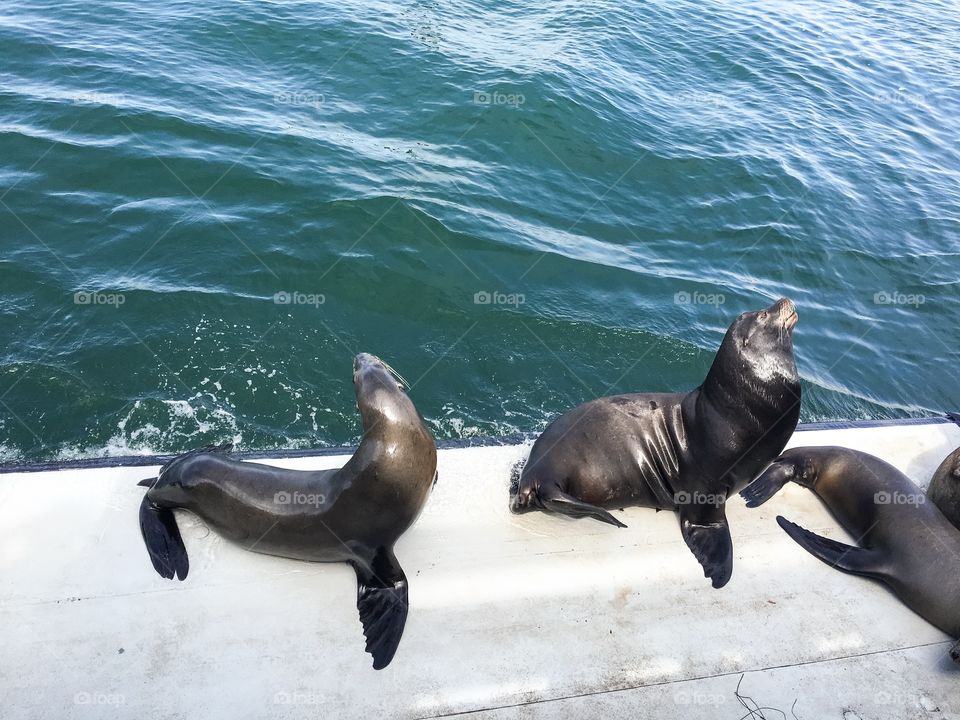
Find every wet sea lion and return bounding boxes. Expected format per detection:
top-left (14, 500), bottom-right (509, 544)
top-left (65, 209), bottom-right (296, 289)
top-left (741, 446), bottom-right (960, 661)
top-left (928, 446), bottom-right (960, 530)
top-left (510, 298), bottom-right (801, 588)
top-left (138, 352), bottom-right (438, 669)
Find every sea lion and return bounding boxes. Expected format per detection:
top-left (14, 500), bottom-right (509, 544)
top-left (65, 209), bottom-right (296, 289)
top-left (928, 446), bottom-right (960, 530)
top-left (138, 352), bottom-right (437, 669)
top-left (741, 446), bottom-right (960, 662)
top-left (510, 298), bottom-right (801, 588)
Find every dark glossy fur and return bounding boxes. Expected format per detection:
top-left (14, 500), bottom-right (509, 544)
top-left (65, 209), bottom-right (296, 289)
top-left (510, 298), bottom-right (801, 588)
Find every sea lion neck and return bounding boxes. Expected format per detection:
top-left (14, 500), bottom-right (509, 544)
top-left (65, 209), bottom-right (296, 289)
top-left (698, 329), bottom-right (799, 419)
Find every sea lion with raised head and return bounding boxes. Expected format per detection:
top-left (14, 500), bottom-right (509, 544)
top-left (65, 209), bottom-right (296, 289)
top-left (510, 298), bottom-right (801, 588)
top-left (741, 446), bottom-right (960, 662)
top-left (138, 352), bottom-right (437, 669)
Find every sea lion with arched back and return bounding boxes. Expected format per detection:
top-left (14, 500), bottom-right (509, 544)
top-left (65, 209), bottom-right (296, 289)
top-left (138, 353), bottom-right (437, 669)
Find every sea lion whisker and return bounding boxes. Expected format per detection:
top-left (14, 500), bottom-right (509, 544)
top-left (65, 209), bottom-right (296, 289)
top-left (380, 359), bottom-right (410, 389)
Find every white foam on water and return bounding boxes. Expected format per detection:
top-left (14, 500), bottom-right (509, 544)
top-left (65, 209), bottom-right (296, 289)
top-left (0, 442), bottom-right (24, 463)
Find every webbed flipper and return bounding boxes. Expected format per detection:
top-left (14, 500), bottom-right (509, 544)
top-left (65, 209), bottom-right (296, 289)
top-left (776, 516), bottom-right (887, 579)
top-left (541, 487), bottom-right (628, 528)
top-left (679, 501), bottom-right (733, 589)
top-left (353, 546), bottom-right (409, 670)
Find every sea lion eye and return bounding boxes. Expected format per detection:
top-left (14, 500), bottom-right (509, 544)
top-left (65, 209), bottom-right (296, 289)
top-left (760, 311), bottom-right (768, 320)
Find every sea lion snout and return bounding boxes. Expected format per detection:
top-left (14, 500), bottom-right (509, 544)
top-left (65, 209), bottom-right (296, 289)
top-left (354, 352), bottom-right (383, 371)
top-left (769, 297), bottom-right (798, 330)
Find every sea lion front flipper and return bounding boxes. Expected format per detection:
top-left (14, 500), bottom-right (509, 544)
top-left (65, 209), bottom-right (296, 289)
top-left (138, 497), bottom-right (189, 581)
top-left (776, 516), bottom-right (886, 579)
top-left (740, 460), bottom-right (796, 508)
top-left (541, 488), bottom-right (628, 528)
top-left (678, 503), bottom-right (733, 589)
top-left (353, 547), bottom-right (409, 670)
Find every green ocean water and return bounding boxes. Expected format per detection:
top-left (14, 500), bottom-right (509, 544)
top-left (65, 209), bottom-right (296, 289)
top-left (1, 0), bottom-right (958, 462)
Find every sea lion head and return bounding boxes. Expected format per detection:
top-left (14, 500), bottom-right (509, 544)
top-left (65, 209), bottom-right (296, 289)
top-left (928, 447), bottom-right (960, 530)
top-left (352, 352), bottom-right (419, 431)
top-left (707, 297), bottom-right (800, 392)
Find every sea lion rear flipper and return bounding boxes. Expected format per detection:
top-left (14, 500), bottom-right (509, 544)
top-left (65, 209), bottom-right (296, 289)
top-left (541, 489), bottom-right (628, 528)
top-left (138, 497), bottom-right (189, 581)
top-left (776, 516), bottom-right (886, 579)
top-left (679, 504), bottom-right (732, 589)
top-left (353, 547), bottom-right (409, 670)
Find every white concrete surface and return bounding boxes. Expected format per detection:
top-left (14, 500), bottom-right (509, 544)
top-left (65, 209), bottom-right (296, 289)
top-left (1, 421), bottom-right (959, 719)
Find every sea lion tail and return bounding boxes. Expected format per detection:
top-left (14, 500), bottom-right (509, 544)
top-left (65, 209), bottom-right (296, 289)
top-left (139, 495), bottom-right (189, 581)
